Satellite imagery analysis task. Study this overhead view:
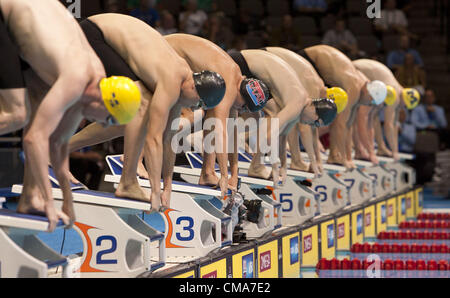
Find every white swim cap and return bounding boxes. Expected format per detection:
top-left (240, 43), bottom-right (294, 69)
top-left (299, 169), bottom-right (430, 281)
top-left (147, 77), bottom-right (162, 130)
top-left (367, 80), bottom-right (388, 105)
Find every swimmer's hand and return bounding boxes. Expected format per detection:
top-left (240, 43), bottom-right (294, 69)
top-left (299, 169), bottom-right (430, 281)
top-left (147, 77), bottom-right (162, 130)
top-left (271, 161), bottom-right (281, 189)
top-left (279, 164), bottom-right (287, 187)
top-left (218, 176), bottom-right (228, 199)
top-left (45, 201), bottom-right (70, 232)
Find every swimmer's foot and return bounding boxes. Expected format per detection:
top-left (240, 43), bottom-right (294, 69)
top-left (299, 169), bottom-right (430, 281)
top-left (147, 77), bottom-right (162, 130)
top-left (248, 164), bottom-right (272, 180)
top-left (199, 173), bottom-right (219, 187)
top-left (290, 160), bottom-right (310, 172)
top-left (115, 182), bottom-right (150, 202)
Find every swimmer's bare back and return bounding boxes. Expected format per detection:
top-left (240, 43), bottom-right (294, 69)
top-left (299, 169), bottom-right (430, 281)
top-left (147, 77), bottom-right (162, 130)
top-left (1, 0), bottom-right (104, 85)
top-left (88, 13), bottom-right (191, 92)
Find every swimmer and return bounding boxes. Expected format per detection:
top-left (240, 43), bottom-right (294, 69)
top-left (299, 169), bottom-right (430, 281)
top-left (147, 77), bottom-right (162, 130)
top-left (1, 0), bottom-right (140, 231)
top-left (353, 58), bottom-right (421, 161)
top-left (297, 45), bottom-right (387, 168)
top-left (264, 47), bottom-right (348, 176)
top-left (67, 14), bottom-right (226, 212)
top-left (229, 49), bottom-right (337, 185)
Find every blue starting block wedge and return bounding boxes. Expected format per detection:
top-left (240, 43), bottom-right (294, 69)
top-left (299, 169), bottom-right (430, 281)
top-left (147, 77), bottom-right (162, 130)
top-left (0, 208), bottom-right (71, 278)
top-left (104, 155), bottom-right (233, 262)
top-left (11, 182), bottom-right (165, 278)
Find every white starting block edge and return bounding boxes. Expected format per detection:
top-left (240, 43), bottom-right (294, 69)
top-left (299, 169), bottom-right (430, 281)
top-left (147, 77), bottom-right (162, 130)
top-left (174, 165), bottom-right (275, 187)
top-left (11, 185), bottom-right (151, 212)
top-left (0, 208), bottom-right (65, 232)
top-left (104, 174), bottom-right (222, 197)
top-left (238, 152), bottom-right (316, 179)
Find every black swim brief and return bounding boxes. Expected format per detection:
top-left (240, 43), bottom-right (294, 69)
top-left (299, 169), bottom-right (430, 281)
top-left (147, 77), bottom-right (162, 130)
top-left (80, 19), bottom-right (139, 82)
top-left (0, 12), bottom-right (25, 89)
top-left (297, 49), bottom-right (331, 88)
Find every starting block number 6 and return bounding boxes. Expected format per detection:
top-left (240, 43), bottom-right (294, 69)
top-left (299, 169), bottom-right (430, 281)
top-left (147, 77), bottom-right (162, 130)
top-left (315, 186), bottom-right (328, 202)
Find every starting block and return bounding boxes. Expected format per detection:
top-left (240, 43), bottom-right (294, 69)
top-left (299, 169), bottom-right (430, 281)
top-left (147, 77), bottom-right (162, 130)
top-left (353, 160), bottom-right (395, 199)
top-left (12, 184), bottom-right (165, 278)
top-left (105, 155), bottom-right (233, 261)
top-left (334, 169), bottom-right (375, 205)
top-left (378, 157), bottom-right (416, 193)
top-left (239, 152), bottom-right (348, 216)
top-left (165, 152), bottom-right (283, 238)
top-left (238, 152), bottom-right (317, 226)
top-left (298, 152), bottom-right (376, 206)
top-left (0, 208), bottom-right (71, 278)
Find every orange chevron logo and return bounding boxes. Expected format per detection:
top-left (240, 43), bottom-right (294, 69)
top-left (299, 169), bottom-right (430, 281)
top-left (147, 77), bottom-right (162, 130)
top-left (74, 222), bottom-right (107, 273)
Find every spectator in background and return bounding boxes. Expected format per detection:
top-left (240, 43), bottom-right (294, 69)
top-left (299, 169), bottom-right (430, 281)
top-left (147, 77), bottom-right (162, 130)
top-left (183, 0), bottom-right (213, 13)
top-left (395, 53), bottom-right (426, 94)
top-left (398, 108), bottom-right (416, 153)
top-left (179, 0), bottom-right (208, 36)
top-left (293, 0), bottom-right (328, 27)
top-left (387, 35), bottom-right (423, 71)
top-left (322, 18), bottom-right (360, 58)
top-left (156, 10), bottom-right (178, 35)
top-left (374, 0), bottom-right (408, 34)
top-left (227, 36), bottom-right (248, 53)
top-left (411, 89), bottom-right (448, 131)
top-left (104, 0), bottom-right (124, 13)
top-left (269, 14), bottom-right (303, 52)
top-left (374, 0), bottom-right (418, 39)
top-left (130, 0), bottom-right (160, 27)
top-left (202, 13), bottom-right (233, 50)
top-left (232, 6), bottom-right (258, 36)
top-left (293, 0), bottom-right (328, 15)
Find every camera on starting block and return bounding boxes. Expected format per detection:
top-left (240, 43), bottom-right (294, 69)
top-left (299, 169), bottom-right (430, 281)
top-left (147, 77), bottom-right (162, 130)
top-left (222, 191), bottom-right (263, 243)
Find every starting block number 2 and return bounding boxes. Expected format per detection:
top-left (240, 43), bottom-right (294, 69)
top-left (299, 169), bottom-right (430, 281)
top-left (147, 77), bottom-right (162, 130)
top-left (96, 236), bottom-right (118, 265)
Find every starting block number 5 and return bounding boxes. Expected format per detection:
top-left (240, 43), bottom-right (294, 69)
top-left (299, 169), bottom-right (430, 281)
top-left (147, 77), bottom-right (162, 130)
top-left (279, 194), bottom-right (293, 212)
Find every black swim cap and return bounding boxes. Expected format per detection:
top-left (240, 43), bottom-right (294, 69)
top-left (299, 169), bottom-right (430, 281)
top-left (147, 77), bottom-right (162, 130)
top-left (193, 71), bottom-right (226, 110)
top-left (240, 78), bottom-right (271, 112)
top-left (312, 98), bottom-right (338, 127)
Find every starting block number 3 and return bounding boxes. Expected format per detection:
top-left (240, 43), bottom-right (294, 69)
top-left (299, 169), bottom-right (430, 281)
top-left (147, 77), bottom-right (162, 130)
top-left (176, 217), bottom-right (195, 241)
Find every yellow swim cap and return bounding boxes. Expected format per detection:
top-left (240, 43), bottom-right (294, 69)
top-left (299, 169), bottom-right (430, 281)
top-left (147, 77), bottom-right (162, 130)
top-left (326, 87), bottom-right (348, 114)
top-left (385, 85), bottom-right (397, 106)
top-left (402, 88), bottom-right (420, 110)
top-left (100, 76), bottom-right (141, 125)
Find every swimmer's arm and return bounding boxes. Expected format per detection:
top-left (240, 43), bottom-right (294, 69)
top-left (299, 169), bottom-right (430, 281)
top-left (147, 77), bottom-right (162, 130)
top-left (49, 107), bottom-right (84, 224)
top-left (384, 104), bottom-right (399, 159)
top-left (228, 107), bottom-right (240, 189)
top-left (356, 105), bottom-right (376, 159)
top-left (162, 105), bottom-right (183, 193)
top-left (144, 83), bottom-right (179, 199)
top-left (299, 124), bottom-right (318, 175)
top-left (205, 101), bottom-right (232, 192)
top-left (23, 75), bottom-right (85, 229)
top-left (279, 134), bottom-right (287, 171)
